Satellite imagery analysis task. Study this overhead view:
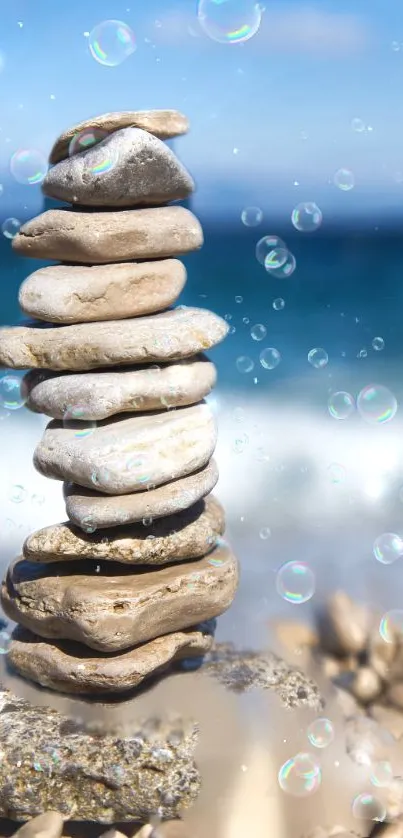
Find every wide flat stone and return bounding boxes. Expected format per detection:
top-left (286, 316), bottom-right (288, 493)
top-left (0, 308), bottom-right (228, 371)
top-left (24, 359), bottom-right (217, 420)
top-left (49, 110), bottom-right (189, 164)
top-left (0, 643), bottom-right (323, 822)
top-left (23, 495), bottom-right (225, 565)
top-left (12, 206), bottom-right (203, 264)
top-left (43, 128), bottom-right (194, 208)
top-left (64, 459), bottom-right (219, 529)
top-left (7, 625), bottom-right (214, 695)
top-left (1, 546), bottom-right (239, 652)
top-left (33, 404), bottom-right (216, 494)
top-left (19, 260), bottom-right (187, 324)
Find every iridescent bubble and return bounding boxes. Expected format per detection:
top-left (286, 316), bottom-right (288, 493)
top-left (307, 718), bottom-right (334, 749)
top-left (328, 463), bottom-right (346, 484)
top-left (0, 630), bottom-right (10, 655)
top-left (2, 217), bottom-right (21, 239)
top-left (236, 355), bottom-right (254, 373)
top-left (69, 128), bottom-right (108, 157)
top-left (379, 609), bottom-right (403, 644)
top-left (334, 168), bottom-right (355, 191)
top-left (256, 235), bottom-right (286, 266)
top-left (357, 384), bottom-right (398, 424)
top-left (327, 391), bottom-right (355, 420)
top-left (251, 323), bottom-right (267, 341)
top-left (352, 793), bottom-right (386, 822)
top-left (291, 202), bottom-right (322, 232)
top-left (264, 247), bottom-right (289, 271)
top-left (0, 374), bottom-right (27, 410)
top-left (259, 527), bottom-right (271, 540)
top-left (352, 118), bottom-right (366, 133)
top-left (83, 139), bottom-right (119, 177)
top-left (9, 484), bottom-right (27, 503)
top-left (241, 206), bottom-right (263, 227)
top-left (308, 348), bottom-right (328, 369)
top-left (260, 347), bottom-right (281, 370)
top-left (89, 20), bottom-right (136, 67)
top-left (63, 406), bottom-right (97, 438)
top-left (358, 348), bottom-right (368, 359)
top-left (235, 295), bottom-right (243, 303)
top-left (273, 298), bottom-right (285, 311)
top-left (372, 336), bottom-right (385, 352)
top-left (373, 533), bottom-right (403, 565)
top-left (10, 149), bottom-right (47, 185)
top-left (276, 561), bottom-right (315, 604)
top-left (278, 752), bottom-right (321, 797)
top-left (81, 515), bottom-right (97, 534)
top-left (91, 467), bottom-right (111, 488)
top-left (371, 761), bottom-right (393, 788)
top-left (270, 251), bottom-right (297, 278)
top-left (197, 0), bottom-right (262, 44)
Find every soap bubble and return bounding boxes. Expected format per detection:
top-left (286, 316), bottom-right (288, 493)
top-left (264, 247), bottom-right (288, 271)
top-left (372, 336), bottom-right (385, 352)
top-left (259, 527), bottom-right (271, 540)
top-left (334, 168), bottom-right (355, 191)
top-left (236, 356), bottom-right (254, 373)
top-left (370, 761), bottom-right (393, 788)
top-left (260, 347), bottom-right (281, 370)
top-left (278, 753), bottom-right (321, 797)
top-left (256, 235), bottom-right (286, 266)
top-left (308, 348), bottom-right (328, 369)
top-left (352, 118), bottom-right (366, 133)
top-left (89, 20), bottom-right (136, 66)
top-left (2, 217), bottom-right (21, 238)
top-left (291, 202), bottom-right (322, 232)
top-left (328, 463), bottom-right (346, 484)
top-left (352, 793), bottom-right (386, 822)
top-left (69, 128), bottom-right (108, 157)
top-left (10, 149), bottom-right (47, 185)
top-left (273, 298), bottom-right (285, 311)
top-left (241, 206), bottom-right (263, 227)
top-left (0, 630), bottom-right (10, 655)
top-left (276, 561), bottom-right (315, 604)
top-left (251, 323), bottom-right (267, 341)
top-left (63, 406), bottom-right (97, 438)
top-left (81, 516), bottom-right (97, 534)
top-left (373, 532), bottom-right (403, 565)
top-left (328, 391), bottom-right (355, 420)
top-left (9, 484), bottom-right (27, 503)
top-left (197, 0), bottom-right (262, 44)
top-left (357, 384), bottom-right (398, 424)
top-left (307, 718), bottom-right (334, 749)
top-left (379, 609), bottom-right (403, 643)
top-left (0, 374), bottom-right (28, 410)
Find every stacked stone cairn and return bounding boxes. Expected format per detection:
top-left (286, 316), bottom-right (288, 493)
top-left (0, 109), bottom-right (239, 695)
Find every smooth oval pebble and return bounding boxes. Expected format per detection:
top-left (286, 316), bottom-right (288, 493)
top-left (7, 625), bottom-right (214, 695)
top-left (1, 546), bottom-right (239, 652)
top-left (49, 109), bottom-right (189, 164)
top-left (33, 403), bottom-right (217, 494)
top-left (24, 359), bottom-right (217, 420)
top-left (13, 812), bottom-right (64, 838)
top-left (0, 308), bottom-right (228, 371)
top-left (12, 206), bottom-right (203, 264)
top-left (19, 260), bottom-right (187, 324)
top-left (64, 459), bottom-right (219, 529)
top-left (23, 495), bottom-right (225, 565)
top-left (43, 128), bottom-right (194, 208)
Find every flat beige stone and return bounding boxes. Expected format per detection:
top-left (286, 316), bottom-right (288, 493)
top-left (34, 403), bottom-right (216, 494)
top-left (43, 128), bottom-right (194, 208)
top-left (49, 110), bottom-right (189, 164)
top-left (0, 307), bottom-right (228, 371)
top-left (19, 260), bottom-right (187, 324)
top-left (24, 359), bottom-right (217, 420)
top-left (13, 812), bottom-right (64, 838)
top-left (64, 459), bottom-right (219, 529)
top-left (24, 495), bottom-right (225, 565)
top-left (1, 545), bottom-right (239, 652)
top-left (12, 206), bottom-right (203, 264)
top-left (7, 625), bottom-right (213, 695)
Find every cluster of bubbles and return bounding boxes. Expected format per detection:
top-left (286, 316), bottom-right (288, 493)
top-left (278, 752), bottom-right (321, 797)
top-left (0, 375), bottom-right (28, 410)
top-left (379, 609), bottom-right (403, 644)
top-left (276, 560), bottom-right (315, 604)
top-left (373, 532), bottom-right (403, 565)
top-left (2, 218), bottom-right (21, 239)
top-left (10, 149), bottom-right (48, 185)
top-left (88, 20), bottom-right (136, 67)
top-left (256, 235), bottom-right (297, 278)
top-left (291, 202), bottom-right (322, 233)
top-left (197, 0), bottom-right (263, 44)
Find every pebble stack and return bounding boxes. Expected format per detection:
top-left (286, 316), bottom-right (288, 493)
top-left (0, 109), bottom-right (239, 695)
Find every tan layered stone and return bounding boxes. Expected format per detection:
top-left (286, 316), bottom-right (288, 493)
top-left (1, 546), bottom-right (239, 652)
top-left (24, 495), bottom-right (225, 565)
top-left (7, 626), bottom-right (214, 695)
top-left (0, 308), bottom-right (228, 371)
top-left (49, 109), bottom-right (189, 164)
top-left (64, 459), bottom-right (219, 529)
top-left (12, 206), bottom-right (203, 264)
top-left (24, 359), bottom-right (217, 420)
top-left (19, 260), bottom-right (187, 324)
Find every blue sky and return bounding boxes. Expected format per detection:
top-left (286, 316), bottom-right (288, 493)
top-left (0, 0), bottom-right (403, 220)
